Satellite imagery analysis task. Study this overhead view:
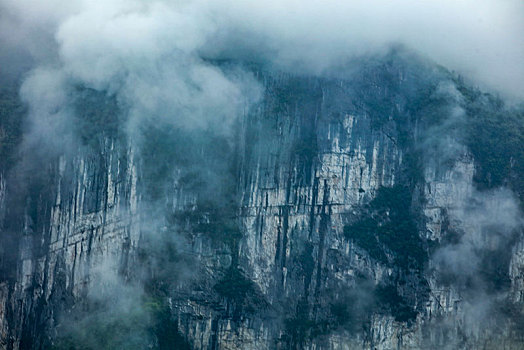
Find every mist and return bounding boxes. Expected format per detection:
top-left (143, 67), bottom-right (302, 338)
top-left (418, 75), bottom-right (524, 341)
top-left (2, 0), bottom-right (524, 103)
top-left (1, 0), bottom-right (523, 348)
top-left (1, 0), bottom-right (522, 152)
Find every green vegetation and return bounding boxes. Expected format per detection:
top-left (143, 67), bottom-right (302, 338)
top-left (479, 247), bottom-right (513, 293)
top-left (193, 202), bottom-right (242, 248)
top-left (145, 296), bottom-right (192, 350)
top-left (291, 137), bottom-right (318, 164)
top-left (344, 217), bottom-right (388, 263)
top-left (327, 288), bottom-right (374, 334)
top-left (171, 198), bottom-right (242, 250)
top-left (350, 52), bottom-right (446, 134)
top-left (51, 294), bottom-right (190, 350)
top-left (457, 86), bottom-right (524, 198)
top-left (374, 285), bottom-right (418, 323)
top-left (344, 185), bottom-right (428, 272)
top-left (282, 286), bottom-right (373, 346)
top-left (214, 266), bottom-right (267, 315)
top-left (290, 135), bottom-right (318, 184)
top-left (352, 63), bottom-right (403, 130)
top-left (402, 73), bottom-right (524, 202)
top-left (405, 82), bottom-right (454, 127)
top-left (51, 301), bottom-right (153, 350)
top-left (282, 299), bottom-right (328, 346)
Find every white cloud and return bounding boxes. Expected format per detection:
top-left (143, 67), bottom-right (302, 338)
top-left (2, 0), bottom-right (523, 133)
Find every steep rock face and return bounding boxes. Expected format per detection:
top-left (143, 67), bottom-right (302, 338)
top-left (238, 74), bottom-right (406, 346)
top-left (0, 57), bottom-right (523, 349)
top-left (239, 77), bottom-right (401, 295)
top-left (0, 172), bottom-right (9, 345)
top-left (0, 141), bottom-right (141, 348)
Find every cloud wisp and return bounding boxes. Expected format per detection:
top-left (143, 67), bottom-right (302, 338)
top-left (2, 0), bottom-right (523, 105)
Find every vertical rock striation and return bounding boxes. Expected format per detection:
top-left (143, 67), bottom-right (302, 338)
top-left (0, 55), bottom-right (522, 349)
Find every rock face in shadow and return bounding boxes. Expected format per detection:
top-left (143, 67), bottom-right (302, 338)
top-left (0, 55), bottom-right (523, 349)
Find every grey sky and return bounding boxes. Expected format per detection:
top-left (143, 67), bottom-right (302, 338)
top-left (1, 0), bottom-right (522, 100)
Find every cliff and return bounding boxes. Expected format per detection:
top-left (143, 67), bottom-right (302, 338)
top-left (0, 54), bottom-right (523, 349)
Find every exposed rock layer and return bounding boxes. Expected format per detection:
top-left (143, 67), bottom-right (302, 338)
top-left (0, 58), bottom-right (523, 349)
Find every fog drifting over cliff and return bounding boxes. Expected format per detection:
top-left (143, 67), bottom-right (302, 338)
top-left (1, 0), bottom-right (523, 101)
top-left (0, 1), bottom-right (523, 348)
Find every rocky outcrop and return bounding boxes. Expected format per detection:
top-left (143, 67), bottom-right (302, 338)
top-left (0, 57), bottom-right (522, 349)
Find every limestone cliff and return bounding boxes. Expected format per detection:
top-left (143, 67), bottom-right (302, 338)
top-left (0, 55), bottom-right (523, 349)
